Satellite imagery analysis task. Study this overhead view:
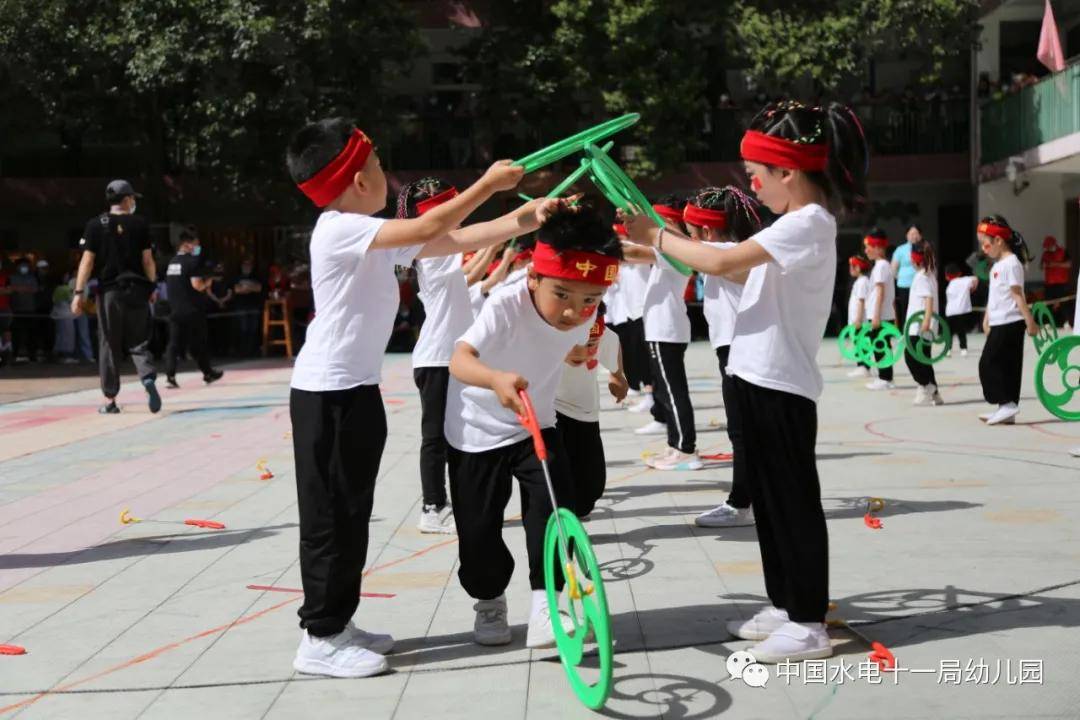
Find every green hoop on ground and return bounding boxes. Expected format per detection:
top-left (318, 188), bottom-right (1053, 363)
top-left (1034, 335), bottom-right (1080, 421)
top-left (904, 312), bottom-right (952, 365)
top-left (513, 114), bottom-right (640, 174)
top-left (855, 321), bottom-right (904, 369)
top-left (1031, 301), bottom-right (1059, 355)
top-left (543, 509), bottom-right (614, 710)
top-left (583, 142), bottom-right (693, 276)
top-left (838, 323), bottom-right (872, 362)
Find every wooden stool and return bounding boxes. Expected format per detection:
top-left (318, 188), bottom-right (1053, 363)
top-left (262, 298), bottom-right (294, 358)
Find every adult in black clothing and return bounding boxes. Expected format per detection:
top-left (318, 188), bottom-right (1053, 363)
top-left (229, 256), bottom-right (263, 356)
top-left (164, 227), bottom-right (223, 388)
top-left (71, 179), bottom-right (161, 415)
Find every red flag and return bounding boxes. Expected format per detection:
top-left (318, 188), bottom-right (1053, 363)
top-left (1038, 0), bottom-right (1066, 73)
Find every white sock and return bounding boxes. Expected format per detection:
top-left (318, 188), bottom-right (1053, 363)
top-left (530, 590), bottom-right (549, 620)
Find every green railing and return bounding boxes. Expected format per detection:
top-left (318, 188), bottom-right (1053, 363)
top-left (981, 63), bottom-right (1080, 165)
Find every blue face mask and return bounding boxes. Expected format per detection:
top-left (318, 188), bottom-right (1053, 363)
top-left (193, 245), bottom-right (202, 256)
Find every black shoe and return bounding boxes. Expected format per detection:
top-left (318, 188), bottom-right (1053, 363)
top-left (203, 369), bottom-right (224, 384)
top-left (143, 378), bottom-right (162, 414)
top-left (166, 376), bottom-right (179, 389)
top-left (99, 400), bottom-right (120, 415)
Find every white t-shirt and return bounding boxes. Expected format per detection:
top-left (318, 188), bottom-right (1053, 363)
top-left (643, 251), bottom-right (691, 344)
top-left (468, 282), bottom-right (485, 317)
top-left (620, 263), bottom-right (651, 320)
top-left (701, 241), bottom-right (742, 348)
top-left (490, 267), bottom-right (528, 300)
top-left (291, 212), bottom-right (421, 392)
top-left (944, 276), bottom-right (976, 317)
top-left (869, 258), bottom-right (896, 321)
top-left (444, 280), bottom-right (592, 452)
top-left (555, 330), bottom-right (620, 423)
top-left (847, 275), bottom-right (870, 325)
top-left (987, 254), bottom-right (1025, 326)
top-left (412, 254), bottom-right (474, 369)
top-left (603, 271), bottom-right (630, 326)
top-left (904, 270), bottom-right (939, 334)
top-left (727, 203), bottom-right (837, 402)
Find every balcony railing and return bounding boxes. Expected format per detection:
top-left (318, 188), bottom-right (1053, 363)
top-left (981, 63), bottom-right (1080, 165)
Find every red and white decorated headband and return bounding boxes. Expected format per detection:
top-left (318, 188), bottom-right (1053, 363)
top-left (740, 130), bottom-right (828, 172)
top-left (297, 129), bottom-right (374, 207)
top-left (683, 203), bottom-right (727, 230)
top-left (977, 222), bottom-right (1012, 240)
top-left (532, 241), bottom-right (618, 287)
top-left (416, 186), bottom-right (458, 215)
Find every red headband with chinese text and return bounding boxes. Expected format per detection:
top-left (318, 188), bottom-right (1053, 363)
top-left (740, 130), bottom-right (828, 172)
top-left (297, 129), bottom-right (374, 207)
top-left (978, 222), bottom-right (1012, 240)
top-left (532, 242), bottom-right (618, 286)
top-left (416, 187), bottom-right (459, 215)
top-left (683, 204), bottom-right (728, 230)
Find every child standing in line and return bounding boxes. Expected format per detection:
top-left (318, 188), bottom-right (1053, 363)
top-left (863, 227), bottom-right (897, 390)
top-left (555, 304), bottom-right (629, 518)
top-left (904, 241), bottom-right (944, 406)
top-left (627, 195), bottom-right (702, 471)
top-left (844, 255), bottom-right (872, 378)
top-left (977, 215), bottom-right (1037, 425)
top-left (944, 262), bottom-right (978, 357)
top-left (624, 100), bottom-right (869, 663)
top-left (680, 186), bottom-right (764, 529)
top-left (285, 117), bottom-right (533, 678)
top-left (445, 204), bottom-right (622, 649)
top-left (608, 224), bottom-right (655, 413)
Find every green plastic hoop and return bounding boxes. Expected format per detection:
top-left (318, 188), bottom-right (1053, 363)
top-left (543, 508), bottom-right (613, 710)
top-left (855, 321), bottom-right (904, 369)
top-left (514, 114), bottom-right (640, 174)
top-left (904, 312), bottom-right (952, 365)
top-left (1031, 301), bottom-right (1059, 355)
top-left (1034, 335), bottom-right (1080, 421)
top-left (838, 323), bottom-right (872, 362)
top-left (583, 142), bottom-right (693, 277)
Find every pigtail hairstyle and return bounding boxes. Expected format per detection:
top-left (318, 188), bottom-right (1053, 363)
top-left (396, 177), bottom-right (455, 219)
top-left (688, 186), bottom-right (764, 241)
top-left (979, 214), bottom-right (1031, 265)
top-left (746, 100), bottom-right (869, 216)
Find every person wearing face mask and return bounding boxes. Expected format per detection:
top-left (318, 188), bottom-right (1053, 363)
top-left (164, 226), bottom-right (223, 388)
top-left (9, 257), bottom-right (40, 362)
top-left (229, 257), bottom-right (264, 357)
top-left (72, 180), bottom-right (160, 414)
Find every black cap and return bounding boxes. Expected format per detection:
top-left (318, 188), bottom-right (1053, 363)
top-left (105, 179), bottom-right (143, 200)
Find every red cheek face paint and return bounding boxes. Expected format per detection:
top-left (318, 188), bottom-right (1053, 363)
top-left (750, 176), bottom-right (763, 192)
top-left (580, 304), bottom-right (597, 319)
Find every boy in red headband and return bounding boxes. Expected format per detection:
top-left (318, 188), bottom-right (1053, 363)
top-left (862, 227), bottom-right (897, 390)
top-left (846, 254), bottom-right (873, 378)
top-left (944, 262), bottom-right (978, 356)
top-left (445, 204), bottom-right (622, 649)
top-left (623, 100), bottom-right (868, 663)
top-left (605, 223), bottom-right (656, 414)
top-left (681, 186), bottom-right (764, 529)
top-left (555, 303), bottom-right (629, 518)
top-left (284, 118), bottom-right (538, 678)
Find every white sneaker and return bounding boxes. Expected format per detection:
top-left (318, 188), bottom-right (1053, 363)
top-left (625, 387), bottom-right (641, 398)
top-left (343, 622), bottom-right (394, 655)
top-left (726, 606), bottom-right (789, 641)
top-left (695, 503), bottom-right (754, 528)
top-left (644, 447), bottom-right (677, 467)
top-left (961, 349), bottom-right (969, 357)
top-left (634, 420), bottom-right (667, 436)
top-left (912, 386), bottom-right (928, 405)
top-left (928, 384), bottom-right (944, 406)
top-left (846, 367), bottom-right (870, 378)
top-left (865, 379), bottom-right (895, 391)
top-left (628, 394), bottom-right (655, 413)
top-left (474, 595), bottom-right (512, 646)
top-left (418, 504), bottom-right (456, 534)
top-left (650, 449), bottom-right (703, 471)
top-left (293, 629), bottom-right (388, 678)
top-left (985, 403), bottom-right (1018, 426)
top-left (526, 607), bottom-right (574, 649)
top-left (748, 621), bottom-right (832, 663)
top-left (1070, 447), bottom-right (1080, 458)
top-left (978, 410), bottom-right (995, 422)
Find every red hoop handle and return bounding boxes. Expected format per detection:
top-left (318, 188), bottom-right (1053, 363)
top-left (515, 389), bottom-right (547, 461)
